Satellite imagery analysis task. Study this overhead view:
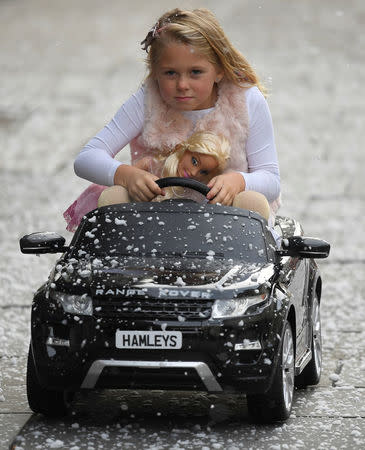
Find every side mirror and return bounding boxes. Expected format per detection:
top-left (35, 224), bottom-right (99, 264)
top-left (20, 232), bottom-right (67, 254)
top-left (278, 236), bottom-right (330, 259)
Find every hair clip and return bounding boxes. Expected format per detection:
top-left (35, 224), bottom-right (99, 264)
top-left (141, 11), bottom-right (185, 52)
top-left (141, 22), bottom-right (160, 52)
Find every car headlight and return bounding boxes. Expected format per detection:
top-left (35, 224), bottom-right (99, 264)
top-left (51, 292), bottom-right (93, 316)
top-left (211, 294), bottom-right (268, 319)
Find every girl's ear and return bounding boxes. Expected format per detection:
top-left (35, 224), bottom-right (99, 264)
top-left (215, 71), bottom-right (224, 84)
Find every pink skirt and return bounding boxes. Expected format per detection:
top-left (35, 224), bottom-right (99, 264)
top-left (63, 184), bottom-right (107, 232)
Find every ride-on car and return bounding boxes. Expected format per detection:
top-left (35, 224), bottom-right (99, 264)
top-left (20, 178), bottom-right (330, 423)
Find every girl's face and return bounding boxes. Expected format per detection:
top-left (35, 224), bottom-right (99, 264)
top-left (177, 150), bottom-right (219, 182)
top-left (155, 43), bottom-right (223, 111)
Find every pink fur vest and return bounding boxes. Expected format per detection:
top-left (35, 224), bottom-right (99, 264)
top-left (129, 79), bottom-right (250, 172)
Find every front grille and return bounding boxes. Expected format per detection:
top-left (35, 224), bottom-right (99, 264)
top-left (95, 366), bottom-right (206, 390)
top-left (93, 298), bottom-right (213, 320)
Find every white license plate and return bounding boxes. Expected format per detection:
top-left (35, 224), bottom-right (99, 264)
top-left (116, 330), bottom-right (182, 349)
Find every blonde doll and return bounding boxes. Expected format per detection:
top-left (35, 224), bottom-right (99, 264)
top-left (130, 131), bottom-right (230, 200)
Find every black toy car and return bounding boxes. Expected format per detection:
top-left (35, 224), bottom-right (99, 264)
top-left (20, 178), bottom-right (330, 423)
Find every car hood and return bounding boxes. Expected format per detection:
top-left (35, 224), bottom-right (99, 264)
top-left (52, 256), bottom-right (275, 297)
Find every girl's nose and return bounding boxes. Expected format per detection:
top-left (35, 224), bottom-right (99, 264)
top-left (177, 75), bottom-right (189, 90)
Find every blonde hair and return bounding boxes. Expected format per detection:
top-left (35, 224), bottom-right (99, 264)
top-left (143, 8), bottom-right (266, 94)
top-left (162, 131), bottom-right (230, 178)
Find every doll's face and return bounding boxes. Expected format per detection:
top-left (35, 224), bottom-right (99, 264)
top-left (177, 150), bottom-right (219, 182)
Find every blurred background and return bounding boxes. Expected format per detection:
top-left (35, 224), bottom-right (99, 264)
top-left (1, 0), bottom-right (365, 447)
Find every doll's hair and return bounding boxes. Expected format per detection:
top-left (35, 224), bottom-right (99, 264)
top-left (142, 8), bottom-right (266, 94)
top-left (161, 131), bottom-right (230, 178)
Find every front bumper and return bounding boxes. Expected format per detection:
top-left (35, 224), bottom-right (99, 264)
top-left (30, 290), bottom-right (286, 394)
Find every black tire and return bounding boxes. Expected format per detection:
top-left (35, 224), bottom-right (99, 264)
top-left (247, 321), bottom-right (295, 423)
top-left (27, 343), bottom-right (73, 417)
top-left (295, 295), bottom-right (322, 388)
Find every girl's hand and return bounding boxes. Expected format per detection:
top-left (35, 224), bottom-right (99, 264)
top-left (206, 172), bottom-right (245, 206)
top-left (114, 165), bottom-right (165, 202)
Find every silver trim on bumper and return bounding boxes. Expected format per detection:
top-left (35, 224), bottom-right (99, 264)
top-left (81, 360), bottom-right (223, 392)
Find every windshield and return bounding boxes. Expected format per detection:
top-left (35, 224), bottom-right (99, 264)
top-left (72, 209), bottom-right (269, 264)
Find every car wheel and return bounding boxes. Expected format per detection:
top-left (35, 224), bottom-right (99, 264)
top-left (27, 343), bottom-right (73, 417)
top-left (247, 320), bottom-right (295, 423)
top-left (295, 295), bottom-right (322, 388)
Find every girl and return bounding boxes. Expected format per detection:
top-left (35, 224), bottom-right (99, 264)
top-left (65, 8), bottom-right (280, 230)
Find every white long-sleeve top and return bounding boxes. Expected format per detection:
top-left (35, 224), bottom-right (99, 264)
top-left (74, 86), bottom-right (280, 202)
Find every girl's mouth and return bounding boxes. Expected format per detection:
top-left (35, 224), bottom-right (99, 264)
top-left (176, 97), bottom-right (192, 102)
top-left (183, 170), bottom-right (190, 178)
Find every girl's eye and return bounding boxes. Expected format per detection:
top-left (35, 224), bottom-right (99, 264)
top-left (192, 69), bottom-right (202, 75)
top-left (191, 157), bottom-right (198, 166)
top-left (200, 170), bottom-right (209, 175)
top-left (165, 70), bottom-right (176, 76)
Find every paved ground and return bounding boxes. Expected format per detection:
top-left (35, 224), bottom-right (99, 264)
top-left (1, 0), bottom-right (364, 448)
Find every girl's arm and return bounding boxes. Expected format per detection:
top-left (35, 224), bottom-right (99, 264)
top-left (74, 88), bottom-right (145, 187)
top-left (240, 87), bottom-right (280, 202)
top-left (207, 87), bottom-right (280, 204)
top-left (74, 88), bottom-right (165, 201)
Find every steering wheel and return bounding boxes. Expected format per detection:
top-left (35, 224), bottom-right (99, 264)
top-left (155, 177), bottom-right (211, 196)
